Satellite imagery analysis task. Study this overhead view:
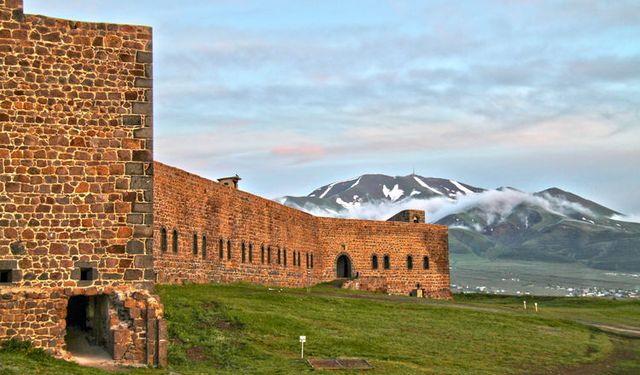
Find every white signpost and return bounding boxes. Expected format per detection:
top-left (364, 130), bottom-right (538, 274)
top-left (300, 336), bottom-right (306, 358)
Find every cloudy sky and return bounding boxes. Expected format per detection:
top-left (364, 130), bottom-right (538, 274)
top-left (28, 1), bottom-right (640, 213)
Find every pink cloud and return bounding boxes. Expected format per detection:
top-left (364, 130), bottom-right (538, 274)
top-left (271, 144), bottom-right (326, 160)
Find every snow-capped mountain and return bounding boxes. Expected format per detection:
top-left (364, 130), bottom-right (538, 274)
top-left (277, 174), bottom-right (640, 272)
top-left (279, 174), bottom-right (483, 214)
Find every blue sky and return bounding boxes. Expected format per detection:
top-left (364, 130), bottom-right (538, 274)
top-left (27, 1), bottom-right (640, 213)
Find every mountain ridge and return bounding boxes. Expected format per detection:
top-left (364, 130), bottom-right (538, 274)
top-left (278, 173), bottom-right (640, 272)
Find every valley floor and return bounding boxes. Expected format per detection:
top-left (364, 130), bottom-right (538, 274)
top-left (1, 283), bottom-right (639, 374)
top-left (450, 253), bottom-right (640, 298)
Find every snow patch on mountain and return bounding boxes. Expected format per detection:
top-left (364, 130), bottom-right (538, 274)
top-left (610, 213), bottom-right (640, 223)
top-left (450, 180), bottom-right (474, 195)
top-left (293, 188), bottom-right (598, 225)
top-left (319, 182), bottom-right (337, 199)
top-left (382, 184), bottom-right (404, 201)
top-left (413, 176), bottom-right (443, 195)
top-left (349, 177), bottom-right (361, 189)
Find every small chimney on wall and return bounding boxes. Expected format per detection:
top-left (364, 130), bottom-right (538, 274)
top-left (218, 175), bottom-right (241, 189)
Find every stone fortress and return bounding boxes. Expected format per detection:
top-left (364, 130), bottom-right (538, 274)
top-left (0, 0), bottom-right (450, 367)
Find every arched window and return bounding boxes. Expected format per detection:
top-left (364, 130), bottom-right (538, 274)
top-left (249, 243), bottom-right (253, 263)
top-left (293, 251), bottom-right (297, 266)
top-left (383, 255), bottom-right (390, 270)
top-left (423, 256), bottom-right (430, 270)
top-left (172, 229), bottom-right (178, 254)
top-left (298, 251), bottom-right (301, 267)
top-left (371, 255), bottom-right (378, 269)
top-left (227, 240), bottom-right (231, 260)
top-left (277, 247), bottom-right (281, 265)
top-left (261, 244), bottom-right (265, 264)
top-left (202, 235), bottom-right (207, 259)
top-left (160, 227), bottom-right (167, 253)
top-left (407, 255), bottom-right (413, 270)
top-left (219, 238), bottom-right (224, 259)
top-left (310, 254), bottom-right (314, 268)
top-left (413, 216), bottom-right (420, 223)
top-left (192, 233), bottom-right (198, 256)
top-left (241, 241), bottom-right (246, 263)
top-left (267, 246), bottom-right (272, 264)
top-left (283, 247), bottom-right (287, 266)
top-left (306, 253), bottom-right (309, 269)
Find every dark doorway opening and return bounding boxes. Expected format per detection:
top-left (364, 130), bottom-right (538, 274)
top-left (336, 255), bottom-right (352, 278)
top-left (65, 295), bottom-right (112, 362)
top-left (66, 296), bottom-right (89, 330)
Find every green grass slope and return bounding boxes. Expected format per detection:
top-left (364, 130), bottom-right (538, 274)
top-left (1, 283), bottom-right (639, 374)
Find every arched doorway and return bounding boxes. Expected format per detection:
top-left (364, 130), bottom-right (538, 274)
top-left (336, 254), bottom-right (352, 278)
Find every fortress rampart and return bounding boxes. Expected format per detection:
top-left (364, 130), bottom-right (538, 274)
top-left (154, 162), bottom-right (451, 296)
top-left (0, 0), bottom-right (450, 367)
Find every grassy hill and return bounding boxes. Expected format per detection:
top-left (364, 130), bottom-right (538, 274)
top-left (1, 283), bottom-right (639, 374)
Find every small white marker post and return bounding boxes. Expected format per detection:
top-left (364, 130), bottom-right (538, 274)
top-left (300, 335), bottom-right (306, 359)
top-left (523, 300), bottom-right (527, 310)
top-left (535, 302), bottom-right (538, 312)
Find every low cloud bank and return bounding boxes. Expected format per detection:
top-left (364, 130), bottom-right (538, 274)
top-left (293, 189), bottom-right (596, 225)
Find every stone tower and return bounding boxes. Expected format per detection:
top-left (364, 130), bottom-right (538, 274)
top-left (0, 0), bottom-right (165, 366)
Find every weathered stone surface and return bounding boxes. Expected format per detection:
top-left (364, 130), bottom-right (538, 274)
top-left (0, 2), bottom-right (446, 372)
top-left (132, 102), bottom-right (152, 115)
top-left (134, 78), bottom-right (152, 88)
top-left (125, 163), bottom-right (144, 176)
top-left (124, 269), bottom-right (143, 280)
top-left (153, 162), bottom-right (451, 296)
top-left (9, 241), bottom-right (25, 255)
top-left (134, 255), bottom-right (153, 268)
top-left (126, 240), bottom-right (145, 254)
top-left (0, 0), bottom-right (164, 368)
top-left (122, 115), bottom-right (142, 126)
top-left (136, 51), bottom-right (152, 63)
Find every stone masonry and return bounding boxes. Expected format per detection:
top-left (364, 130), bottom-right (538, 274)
top-left (0, 0), bottom-right (450, 367)
top-left (0, 0), bottom-right (165, 366)
top-left (154, 162), bottom-right (451, 297)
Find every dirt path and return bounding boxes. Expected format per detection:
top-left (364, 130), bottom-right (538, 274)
top-left (558, 338), bottom-right (640, 375)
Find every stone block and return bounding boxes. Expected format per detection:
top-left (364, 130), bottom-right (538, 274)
top-left (133, 127), bottom-right (152, 139)
top-left (132, 202), bottom-right (152, 213)
top-left (125, 163), bottom-right (144, 176)
top-left (132, 102), bottom-right (152, 115)
top-left (136, 51), bottom-right (152, 63)
top-left (124, 269), bottom-right (143, 280)
top-left (126, 213), bottom-right (144, 224)
top-left (134, 78), bottom-right (152, 88)
top-left (126, 240), bottom-right (145, 254)
top-left (122, 115), bottom-right (141, 126)
top-left (132, 150), bottom-right (152, 162)
top-left (131, 176), bottom-right (152, 189)
top-left (133, 225), bottom-right (153, 238)
top-left (134, 255), bottom-right (153, 268)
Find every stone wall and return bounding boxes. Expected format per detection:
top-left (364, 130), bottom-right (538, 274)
top-left (153, 162), bottom-right (318, 288)
top-left (0, 0), bottom-right (164, 366)
top-left (317, 217), bottom-right (450, 295)
top-left (0, 0), bottom-right (449, 367)
top-left (154, 162), bottom-right (451, 297)
top-left (0, 0), bottom-right (154, 289)
top-left (0, 285), bottom-right (167, 366)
